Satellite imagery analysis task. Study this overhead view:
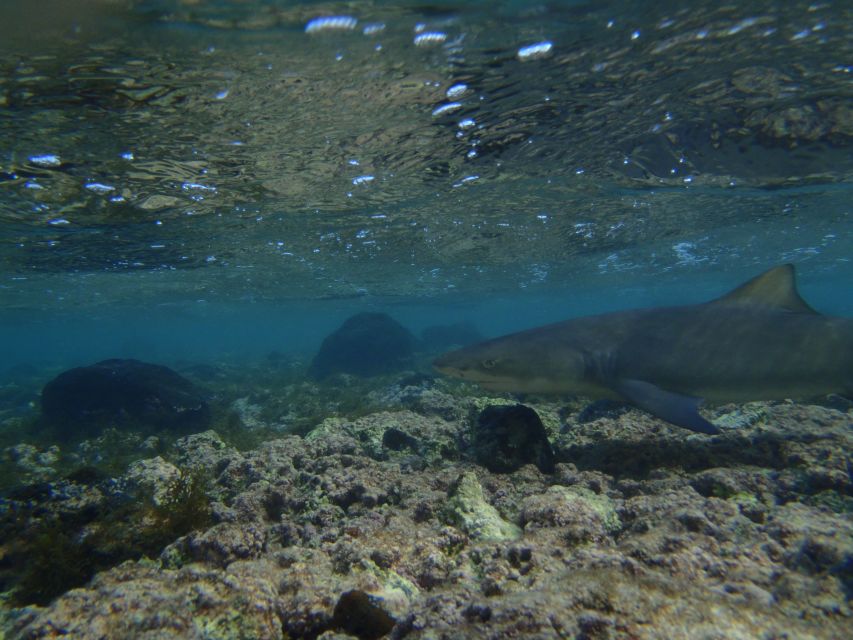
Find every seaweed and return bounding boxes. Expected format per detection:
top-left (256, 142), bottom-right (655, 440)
top-left (4, 466), bottom-right (212, 606)
top-left (148, 467), bottom-right (213, 548)
top-left (12, 528), bottom-right (93, 606)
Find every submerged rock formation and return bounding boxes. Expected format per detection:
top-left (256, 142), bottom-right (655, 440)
top-left (3, 376), bottom-right (852, 640)
top-left (40, 359), bottom-right (210, 438)
top-left (472, 404), bottom-right (556, 474)
top-left (310, 313), bottom-right (415, 379)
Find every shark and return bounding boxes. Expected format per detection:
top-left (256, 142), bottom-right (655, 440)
top-left (433, 265), bottom-right (853, 435)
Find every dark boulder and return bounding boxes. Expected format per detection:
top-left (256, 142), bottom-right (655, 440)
top-left (310, 313), bottom-right (415, 379)
top-left (382, 427), bottom-right (421, 453)
top-left (471, 404), bottom-right (555, 474)
top-left (420, 322), bottom-right (483, 351)
top-left (331, 589), bottom-right (396, 640)
top-left (41, 359), bottom-right (210, 438)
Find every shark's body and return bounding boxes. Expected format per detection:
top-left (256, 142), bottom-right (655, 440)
top-left (434, 265), bottom-right (853, 434)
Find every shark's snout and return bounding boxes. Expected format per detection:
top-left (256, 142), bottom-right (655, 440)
top-left (432, 354), bottom-right (460, 375)
top-left (433, 350), bottom-right (475, 378)
top-left (432, 354), bottom-right (448, 371)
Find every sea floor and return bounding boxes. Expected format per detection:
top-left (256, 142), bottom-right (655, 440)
top-left (0, 359), bottom-right (851, 639)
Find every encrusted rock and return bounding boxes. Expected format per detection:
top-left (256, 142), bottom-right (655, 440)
top-left (307, 410), bottom-right (458, 466)
top-left (10, 560), bottom-right (282, 639)
top-left (3, 396), bottom-right (852, 640)
top-left (123, 456), bottom-right (180, 506)
top-left (444, 471), bottom-right (522, 542)
top-left (521, 485), bottom-right (621, 543)
top-left (173, 429), bottom-right (234, 469)
top-left (2, 443), bottom-right (60, 483)
top-left (171, 522), bottom-right (268, 568)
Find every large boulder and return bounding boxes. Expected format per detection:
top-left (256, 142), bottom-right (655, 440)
top-left (310, 313), bottom-right (415, 379)
top-left (41, 359), bottom-right (210, 438)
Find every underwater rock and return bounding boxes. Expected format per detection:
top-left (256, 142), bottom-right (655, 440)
top-left (310, 313), bottom-right (415, 379)
top-left (472, 404), bottom-right (555, 474)
top-left (123, 456), bottom-right (180, 506)
top-left (764, 502), bottom-right (853, 577)
top-left (331, 589), bottom-right (396, 640)
top-left (231, 396), bottom-right (266, 430)
top-left (2, 443), bottom-right (60, 483)
top-left (521, 485), bottom-right (621, 544)
top-left (306, 410), bottom-right (457, 466)
top-left (444, 471), bottom-right (522, 542)
top-left (40, 359), bottom-right (210, 438)
top-left (822, 393), bottom-right (853, 412)
top-left (64, 465), bottom-right (108, 485)
top-left (420, 322), bottom-right (483, 351)
top-left (6, 401), bottom-right (853, 640)
top-left (177, 362), bottom-right (226, 382)
top-left (381, 427), bottom-right (420, 453)
top-left (173, 522), bottom-right (268, 568)
top-left (173, 429), bottom-right (233, 469)
top-left (409, 388), bottom-right (472, 422)
top-left (367, 373), bottom-right (434, 409)
top-left (9, 561), bottom-right (283, 639)
top-left (713, 402), bottom-right (770, 429)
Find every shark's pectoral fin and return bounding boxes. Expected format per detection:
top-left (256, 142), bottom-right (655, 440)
top-left (614, 379), bottom-right (720, 435)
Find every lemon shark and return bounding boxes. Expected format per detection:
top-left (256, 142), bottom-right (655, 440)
top-left (434, 265), bottom-right (853, 435)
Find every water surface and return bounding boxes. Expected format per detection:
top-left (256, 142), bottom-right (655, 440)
top-left (0, 0), bottom-right (850, 363)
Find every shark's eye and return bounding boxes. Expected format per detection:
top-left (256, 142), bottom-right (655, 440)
top-left (482, 358), bottom-right (498, 369)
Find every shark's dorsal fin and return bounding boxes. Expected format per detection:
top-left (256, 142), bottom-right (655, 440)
top-left (712, 264), bottom-right (818, 314)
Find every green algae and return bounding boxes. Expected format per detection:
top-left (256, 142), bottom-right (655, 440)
top-left (713, 403), bottom-right (770, 430)
top-left (150, 467), bottom-right (213, 543)
top-left (729, 490), bottom-right (763, 507)
top-left (804, 489), bottom-right (853, 514)
top-left (555, 485), bottom-right (621, 534)
top-left (12, 527), bottom-right (92, 607)
top-left (3, 466), bottom-right (213, 607)
top-left (359, 558), bottom-right (421, 604)
top-left (193, 607), bottom-right (274, 640)
top-left (444, 472), bottom-right (522, 542)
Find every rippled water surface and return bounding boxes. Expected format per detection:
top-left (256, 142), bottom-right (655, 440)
top-left (0, 0), bottom-right (851, 348)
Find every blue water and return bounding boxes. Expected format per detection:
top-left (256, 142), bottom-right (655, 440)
top-left (0, 0), bottom-right (851, 373)
top-left (2, 263), bottom-right (850, 374)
